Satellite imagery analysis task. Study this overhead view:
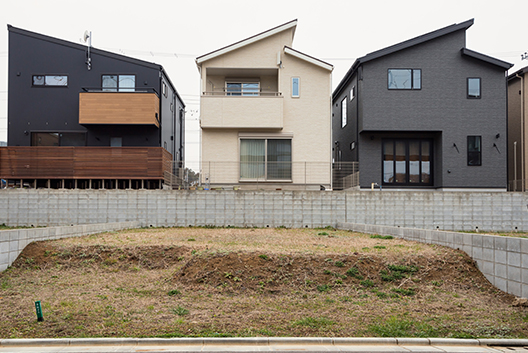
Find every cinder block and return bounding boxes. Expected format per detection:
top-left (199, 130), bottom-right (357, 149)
top-left (507, 238), bottom-right (522, 252)
top-left (472, 247), bottom-right (483, 260)
top-left (494, 277), bottom-right (507, 292)
top-left (508, 265), bottom-right (521, 282)
top-left (508, 252), bottom-right (521, 267)
top-left (522, 284), bottom-right (528, 299)
top-left (508, 281), bottom-right (522, 297)
top-left (495, 250), bottom-right (507, 265)
top-left (495, 237), bottom-right (507, 251)
top-left (482, 235), bottom-right (495, 249)
top-left (481, 260), bottom-right (494, 276)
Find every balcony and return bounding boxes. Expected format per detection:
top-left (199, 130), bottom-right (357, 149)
top-left (79, 90), bottom-right (160, 127)
top-left (200, 92), bottom-right (283, 129)
top-left (0, 147), bottom-right (171, 180)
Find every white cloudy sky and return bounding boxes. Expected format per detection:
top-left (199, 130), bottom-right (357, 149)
top-left (1, 0), bottom-right (527, 169)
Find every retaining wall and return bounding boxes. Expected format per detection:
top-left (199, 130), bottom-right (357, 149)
top-left (338, 222), bottom-right (528, 298)
top-left (1, 190), bottom-right (527, 231)
top-left (0, 221), bottom-right (140, 271)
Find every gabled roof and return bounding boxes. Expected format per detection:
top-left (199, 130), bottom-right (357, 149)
top-left (7, 25), bottom-right (185, 107)
top-left (196, 19), bottom-right (297, 64)
top-left (284, 46), bottom-right (333, 71)
top-left (333, 19), bottom-right (511, 100)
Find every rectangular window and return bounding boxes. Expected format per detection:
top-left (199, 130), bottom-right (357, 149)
top-left (292, 77), bottom-right (300, 97)
top-left (226, 82), bottom-right (259, 96)
top-left (467, 78), bottom-right (481, 99)
top-left (31, 132), bottom-right (86, 146)
top-left (32, 75), bottom-right (68, 87)
top-left (382, 139), bottom-right (433, 186)
top-left (467, 136), bottom-right (481, 166)
top-left (388, 69), bottom-right (421, 90)
top-left (341, 97), bottom-right (347, 128)
top-left (350, 86), bottom-right (355, 100)
top-left (240, 139), bottom-right (291, 181)
top-left (102, 75), bottom-right (135, 92)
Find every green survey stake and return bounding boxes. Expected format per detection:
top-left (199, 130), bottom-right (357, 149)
top-left (35, 301), bottom-right (44, 322)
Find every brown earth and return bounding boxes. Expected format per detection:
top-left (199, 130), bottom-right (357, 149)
top-left (0, 227), bottom-right (526, 338)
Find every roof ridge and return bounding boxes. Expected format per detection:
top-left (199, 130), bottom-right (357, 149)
top-left (196, 19), bottom-right (297, 64)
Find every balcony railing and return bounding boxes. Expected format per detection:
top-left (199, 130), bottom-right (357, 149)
top-left (202, 88), bottom-right (281, 97)
top-left (173, 161), bottom-right (358, 190)
top-left (0, 147), bottom-right (171, 180)
top-left (79, 88), bottom-right (160, 127)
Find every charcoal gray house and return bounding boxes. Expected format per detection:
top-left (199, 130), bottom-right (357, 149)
top-left (332, 19), bottom-right (512, 190)
top-left (2, 25), bottom-right (185, 189)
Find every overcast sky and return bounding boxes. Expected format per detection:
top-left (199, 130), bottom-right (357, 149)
top-left (1, 0), bottom-right (527, 169)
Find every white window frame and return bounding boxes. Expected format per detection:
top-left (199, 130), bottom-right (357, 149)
top-left (341, 97), bottom-right (347, 128)
top-left (350, 86), bottom-right (355, 100)
top-left (291, 77), bottom-right (300, 98)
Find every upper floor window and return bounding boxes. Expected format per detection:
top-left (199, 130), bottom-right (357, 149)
top-left (388, 69), bottom-right (421, 90)
top-left (292, 77), bottom-right (300, 97)
top-left (350, 86), bottom-right (355, 100)
top-left (102, 75), bottom-right (135, 92)
top-left (467, 136), bottom-right (481, 166)
top-left (341, 97), bottom-right (347, 128)
top-left (32, 75), bottom-right (68, 87)
top-left (467, 78), bottom-right (481, 99)
top-left (226, 82), bottom-right (259, 96)
top-left (31, 132), bottom-right (86, 146)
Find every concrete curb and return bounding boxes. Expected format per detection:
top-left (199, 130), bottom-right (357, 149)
top-left (2, 337), bottom-right (528, 347)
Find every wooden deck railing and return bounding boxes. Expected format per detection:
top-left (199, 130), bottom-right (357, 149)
top-left (0, 147), bottom-right (172, 180)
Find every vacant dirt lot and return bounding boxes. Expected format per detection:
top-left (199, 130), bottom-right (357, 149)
top-left (1, 227), bottom-right (527, 338)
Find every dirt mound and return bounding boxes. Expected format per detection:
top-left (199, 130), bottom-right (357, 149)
top-left (13, 241), bottom-right (506, 299)
top-left (13, 242), bottom-right (193, 270)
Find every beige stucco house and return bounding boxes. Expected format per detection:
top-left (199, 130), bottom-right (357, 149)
top-left (508, 66), bottom-right (528, 191)
top-left (196, 20), bottom-right (333, 190)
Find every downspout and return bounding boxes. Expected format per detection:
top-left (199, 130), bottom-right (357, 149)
top-left (517, 73), bottom-right (525, 191)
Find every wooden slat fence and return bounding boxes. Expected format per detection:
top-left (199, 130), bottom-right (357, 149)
top-left (0, 147), bottom-right (172, 180)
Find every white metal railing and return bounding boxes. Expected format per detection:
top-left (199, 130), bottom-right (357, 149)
top-left (167, 161), bottom-right (359, 191)
top-left (202, 89), bottom-right (282, 97)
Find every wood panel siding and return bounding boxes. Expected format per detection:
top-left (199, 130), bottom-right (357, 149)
top-left (0, 147), bottom-right (171, 179)
top-left (79, 92), bottom-right (160, 127)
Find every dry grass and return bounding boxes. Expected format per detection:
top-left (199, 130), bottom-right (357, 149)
top-left (1, 227), bottom-right (527, 339)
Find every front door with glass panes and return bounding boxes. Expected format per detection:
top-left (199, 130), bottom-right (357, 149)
top-left (382, 139), bottom-right (433, 186)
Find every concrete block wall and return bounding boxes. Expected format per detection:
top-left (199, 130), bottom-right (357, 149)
top-left (0, 221), bottom-right (139, 272)
top-left (337, 222), bottom-right (528, 298)
top-left (345, 192), bottom-right (528, 232)
top-left (1, 189), bottom-right (527, 231)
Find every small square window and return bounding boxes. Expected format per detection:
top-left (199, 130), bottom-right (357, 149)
top-left (467, 78), bottom-right (481, 99)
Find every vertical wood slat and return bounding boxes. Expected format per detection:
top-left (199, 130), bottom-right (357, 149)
top-left (0, 147), bottom-right (171, 179)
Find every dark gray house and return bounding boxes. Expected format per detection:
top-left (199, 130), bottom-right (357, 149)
top-left (332, 19), bottom-right (512, 190)
top-left (3, 25), bottom-right (185, 188)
